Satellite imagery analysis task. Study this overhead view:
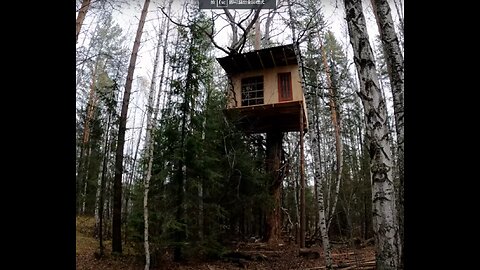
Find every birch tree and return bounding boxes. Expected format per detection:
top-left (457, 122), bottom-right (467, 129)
top-left (299, 15), bottom-right (334, 263)
top-left (307, 78), bottom-right (333, 269)
top-left (391, 0), bottom-right (404, 49)
top-left (284, 0), bottom-right (306, 248)
top-left (112, 0), bottom-right (151, 254)
top-left (142, 67), bottom-right (156, 270)
top-left (370, 1), bottom-right (405, 267)
top-left (344, 0), bottom-right (399, 268)
top-left (142, 2), bottom-right (173, 268)
top-left (287, 0), bottom-right (337, 257)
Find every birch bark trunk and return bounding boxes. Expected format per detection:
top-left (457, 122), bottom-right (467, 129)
top-left (344, 0), bottom-right (399, 268)
top-left (286, 0), bottom-right (308, 249)
top-left (96, 109), bottom-right (112, 256)
top-left (142, 6), bottom-right (172, 265)
top-left (308, 95), bottom-right (333, 269)
top-left (370, 1), bottom-right (405, 267)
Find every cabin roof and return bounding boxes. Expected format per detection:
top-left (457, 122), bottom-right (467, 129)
top-left (217, 44), bottom-right (298, 75)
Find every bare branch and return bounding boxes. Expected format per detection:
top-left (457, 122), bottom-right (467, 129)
top-left (235, 6), bottom-right (263, 53)
top-left (223, 8), bottom-right (238, 46)
top-left (159, 6), bottom-right (189, 28)
top-left (221, 5), bottom-right (264, 53)
top-left (159, 5), bottom-right (231, 56)
top-left (76, 52), bottom-right (115, 67)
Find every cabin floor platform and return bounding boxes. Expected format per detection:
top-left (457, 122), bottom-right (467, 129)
top-left (223, 100), bottom-right (308, 134)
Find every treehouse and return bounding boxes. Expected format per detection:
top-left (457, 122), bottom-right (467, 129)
top-left (217, 44), bottom-right (308, 134)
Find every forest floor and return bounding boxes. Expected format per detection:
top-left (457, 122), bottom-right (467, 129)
top-left (77, 216), bottom-right (375, 270)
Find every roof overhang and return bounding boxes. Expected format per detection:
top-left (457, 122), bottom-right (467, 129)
top-left (217, 44), bottom-right (298, 75)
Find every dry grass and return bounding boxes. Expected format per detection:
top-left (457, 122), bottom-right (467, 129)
top-left (76, 215), bottom-right (143, 270)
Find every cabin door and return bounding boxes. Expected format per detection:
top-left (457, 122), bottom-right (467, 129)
top-left (278, 72), bottom-right (292, 102)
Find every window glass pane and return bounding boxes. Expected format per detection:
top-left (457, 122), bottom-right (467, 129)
top-left (241, 76), bottom-right (264, 106)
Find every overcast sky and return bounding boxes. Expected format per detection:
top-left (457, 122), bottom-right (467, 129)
top-left (91, 0), bottom-right (402, 81)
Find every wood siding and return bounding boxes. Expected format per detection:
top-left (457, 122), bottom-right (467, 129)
top-left (228, 65), bottom-right (303, 108)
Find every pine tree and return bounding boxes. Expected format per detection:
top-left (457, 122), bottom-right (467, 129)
top-left (76, 10), bottom-right (128, 216)
top-left (112, 0), bottom-right (151, 254)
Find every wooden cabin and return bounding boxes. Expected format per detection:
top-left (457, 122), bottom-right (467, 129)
top-left (217, 44), bottom-right (308, 134)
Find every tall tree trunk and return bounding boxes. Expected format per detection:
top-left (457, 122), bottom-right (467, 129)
top-left (142, 10), bottom-right (171, 265)
top-left (344, 110), bottom-right (361, 240)
top-left (293, 155), bottom-right (300, 244)
top-left (286, 0), bottom-right (309, 249)
top-left (81, 163), bottom-right (89, 214)
top-left (370, 1), bottom-right (404, 267)
top-left (76, 19), bottom-right (96, 89)
top-left (284, 134), bottom-right (298, 243)
top-left (254, 19), bottom-right (261, 50)
top-left (97, 110), bottom-right (112, 256)
top-left (320, 43), bottom-right (344, 232)
top-left (223, 9), bottom-right (238, 48)
top-left (94, 153), bottom-right (103, 235)
top-left (143, 98), bottom-right (153, 270)
top-left (309, 92), bottom-right (333, 269)
top-left (77, 59), bottom-right (101, 213)
top-left (313, 158), bottom-right (318, 231)
top-left (155, 0), bottom-right (173, 122)
top-left (95, 106), bottom-right (114, 239)
top-left (76, 0), bottom-right (91, 43)
top-left (174, 31), bottom-right (196, 261)
top-left (222, 7), bottom-right (262, 54)
top-left (262, 4), bottom-right (278, 48)
top-left (112, 0), bottom-right (150, 254)
top-left (265, 131), bottom-right (283, 244)
top-left (299, 107), bottom-right (306, 248)
top-left (344, 0), bottom-right (399, 268)
top-left (94, 156), bottom-right (104, 227)
top-left (124, 108), bottom-right (146, 244)
top-left (392, 0), bottom-right (404, 48)
top-left (357, 116), bottom-right (372, 240)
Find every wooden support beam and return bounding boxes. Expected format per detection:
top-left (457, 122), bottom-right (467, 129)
top-left (231, 57), bottom-right (241, 72)
top-left (257, 52), bottom-right (265, 69)
top-left (283, 47), bottom-right (289, 65)
top-left (243, 54), bottom-right (253, 70)
top-left (269, 50), bottom-right (277, 67)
